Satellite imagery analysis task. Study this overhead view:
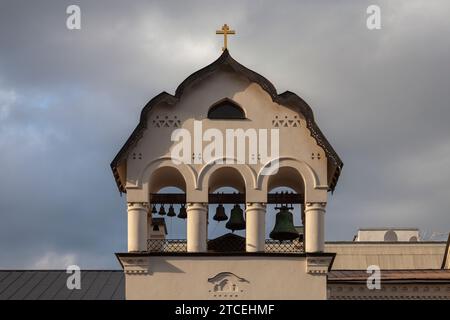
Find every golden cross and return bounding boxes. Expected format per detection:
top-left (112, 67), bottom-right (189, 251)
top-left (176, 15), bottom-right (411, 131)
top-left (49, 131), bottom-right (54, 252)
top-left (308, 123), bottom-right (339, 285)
top-left (216, 24), bottom-right (235, 51)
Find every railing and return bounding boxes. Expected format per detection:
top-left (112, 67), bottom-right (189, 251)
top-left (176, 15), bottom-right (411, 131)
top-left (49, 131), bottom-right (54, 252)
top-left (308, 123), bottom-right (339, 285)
top-left (147, 239), bottom-right (304, 253)
top-left (264, 239), bottom-right (304, 253)
top-left (147, 239), bottom-right (187, 252)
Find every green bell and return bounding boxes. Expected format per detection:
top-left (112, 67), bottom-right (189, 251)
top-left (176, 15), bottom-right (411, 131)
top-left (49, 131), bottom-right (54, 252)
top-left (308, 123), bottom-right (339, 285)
top-left (269, 206), bottom-right (299, 241)
top-left (158, 205), bottom-right (166, 216)
top-left (167, 205), bottom-right (176, 217)
top-left (225, 204), bottom-right (245, 232)
top-left (177, 204), bottom-right (187, 219)
top-left (213, 204), bottom-right (228, 222)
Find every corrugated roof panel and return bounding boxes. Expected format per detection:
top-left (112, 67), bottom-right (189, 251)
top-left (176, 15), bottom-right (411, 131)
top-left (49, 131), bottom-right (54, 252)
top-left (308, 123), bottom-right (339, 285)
top-left (82, 271), bottom-right (113, 300)
top-left (0, 271), bottom-right (125, 300)
top-left (96, 272), bottom-right (124, 300)
top-left (111, 274), bottom-right (125, 300)
top-left (0, 271), bottom-right (11, 283)
top-left (68, 270), bottom-right (99, 300)
top-left (329, 269), bottom-right (450, 281)
top-left (25, 271), bottom-right (60, 300)
top-left (38, 271), bottom-right (70, 300)
top-left (0, 271), bottom-right (28, 298)
top-left (0, 271), bottom-right (34, 300)
top-left (9, 271), bottom-right (48, 300)
top-left (54, 270), bottom-right (90, 300)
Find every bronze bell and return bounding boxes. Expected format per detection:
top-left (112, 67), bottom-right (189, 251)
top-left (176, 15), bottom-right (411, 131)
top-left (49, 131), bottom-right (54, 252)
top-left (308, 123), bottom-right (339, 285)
top-left (225, 204), bottom-right (246, 232)
top-left (213, 204), bottom-right (228, 222)
top-left (151, 204), bottom-right (157, 214)
top-left (178, 204), bottom-right (187, 219)
top-left (167, 205), bottom-right (176, 217)
top-left (269, 206), bottom-right (299, 241)
top-left (158, 205), bottom-right (166, 216)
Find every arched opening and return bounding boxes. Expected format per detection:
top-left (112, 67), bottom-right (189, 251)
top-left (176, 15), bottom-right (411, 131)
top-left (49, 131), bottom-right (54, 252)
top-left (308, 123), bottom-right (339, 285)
top-left (207, 99), bottom-right (246, 120)
top-left (208, 167), bottom-right (246, 193)
top-left (148, 167), bottom-right (187, 241)
top-left (266, 167), bottom-right (305, 245)
top-left (267, 167), bottom-right (305, 194)
top-left (149, 166), bottom-right (186, 193)
top-left (384, 230), bottom-right (398, 242)
top-left (207, 167), bottom-right (247, 244)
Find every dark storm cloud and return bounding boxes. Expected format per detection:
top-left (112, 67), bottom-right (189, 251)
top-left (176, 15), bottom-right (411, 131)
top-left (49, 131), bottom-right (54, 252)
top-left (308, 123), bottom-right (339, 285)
top-left (0, 0), bottom-right (449, 268)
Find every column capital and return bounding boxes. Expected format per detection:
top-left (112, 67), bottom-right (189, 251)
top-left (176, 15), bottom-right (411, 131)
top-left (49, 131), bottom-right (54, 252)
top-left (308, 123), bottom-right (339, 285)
top-left (246, 202), bottom-right (266, 210)
top-left (187, 202), bottom-right (208, 210)
top-left (127, 202), bottom-right (149, 209)
top-left (305, 202), bottom-right (326, 211)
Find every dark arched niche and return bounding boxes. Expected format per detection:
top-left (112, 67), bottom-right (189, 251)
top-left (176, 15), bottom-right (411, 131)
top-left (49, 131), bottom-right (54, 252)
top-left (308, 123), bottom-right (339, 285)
top-left (207, 99), bottom-right (246, 120)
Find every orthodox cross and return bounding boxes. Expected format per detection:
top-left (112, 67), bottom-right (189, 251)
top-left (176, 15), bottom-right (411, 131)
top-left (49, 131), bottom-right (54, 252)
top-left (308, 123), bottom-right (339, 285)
top-left (216, 24), bottom-right (235, 51)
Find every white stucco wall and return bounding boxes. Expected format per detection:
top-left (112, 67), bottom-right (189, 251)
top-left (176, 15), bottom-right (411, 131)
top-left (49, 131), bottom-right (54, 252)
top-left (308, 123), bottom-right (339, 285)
top-left (124, 69), bottom-right (328, 204)
top-left (355, 229), bottom-right (420, 242)
top-left (122, 255), bottom-right (328, 300)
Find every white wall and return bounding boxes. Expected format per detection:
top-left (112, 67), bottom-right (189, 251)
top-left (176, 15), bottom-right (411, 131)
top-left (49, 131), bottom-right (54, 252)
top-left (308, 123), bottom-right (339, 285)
top-left (356, 229), bottom-right (420, 242)
top-left (122, 255), bottom-right (328, 300)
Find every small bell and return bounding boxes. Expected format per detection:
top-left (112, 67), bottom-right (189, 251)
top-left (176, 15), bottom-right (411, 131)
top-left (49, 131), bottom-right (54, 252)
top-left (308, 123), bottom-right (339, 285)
top-left (167, 205), bottom-right (176, 217)
top-left (225, 204), bottom-right (246, 232)
top-left (213, 204), bottom-right (228, 222)
top-left (151, 204), bottom-right (157, 214)
top-left (158, 205), bottom-right (166, 216)
top-left (269, 206), bottom-right (299, 241)
top-left (178, 204), bottom-right (187, 219)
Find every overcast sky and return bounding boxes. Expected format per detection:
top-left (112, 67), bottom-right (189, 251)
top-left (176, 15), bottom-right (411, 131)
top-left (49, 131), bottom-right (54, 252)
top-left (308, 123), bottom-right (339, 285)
top-left (1, 0), bottom-right (450, 269)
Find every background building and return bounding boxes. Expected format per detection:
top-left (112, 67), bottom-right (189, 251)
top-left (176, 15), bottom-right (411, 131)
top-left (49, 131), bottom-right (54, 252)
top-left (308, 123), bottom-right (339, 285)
top-left (354, 228), bottom-right (420, 242)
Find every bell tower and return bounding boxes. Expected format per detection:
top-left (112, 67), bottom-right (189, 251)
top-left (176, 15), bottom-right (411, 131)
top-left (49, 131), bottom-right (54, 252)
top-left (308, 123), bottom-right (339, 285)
top-left (112, 28), bottom-right (342, 299)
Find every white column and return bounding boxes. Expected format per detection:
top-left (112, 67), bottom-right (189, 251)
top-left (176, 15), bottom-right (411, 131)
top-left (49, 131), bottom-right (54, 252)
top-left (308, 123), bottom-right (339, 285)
top-left (305, 202), bottom-right (326, 252)
top-left (187, 203), bottom-right (207, 252)
top-left (246, 203), bottom-right (266, 252)
top-left (127, 202), bottom-right (148, 252)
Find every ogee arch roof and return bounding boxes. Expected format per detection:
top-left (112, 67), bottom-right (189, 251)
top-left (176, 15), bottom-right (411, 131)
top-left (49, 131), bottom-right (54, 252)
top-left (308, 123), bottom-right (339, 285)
top-left (111, 49), bottom-right (343, 193)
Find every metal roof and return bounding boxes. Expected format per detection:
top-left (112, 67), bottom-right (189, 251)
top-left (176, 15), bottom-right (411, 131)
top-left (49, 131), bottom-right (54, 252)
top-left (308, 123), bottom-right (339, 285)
top-left (328, 269), bottom-right (450, 283)
top-left (0, 270), bottom-right (124, 300)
